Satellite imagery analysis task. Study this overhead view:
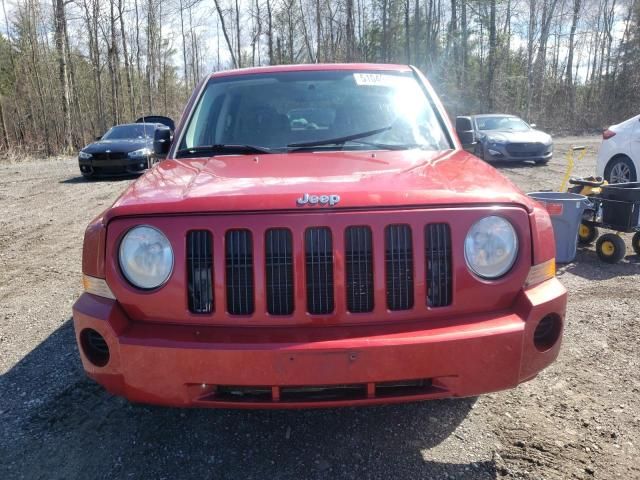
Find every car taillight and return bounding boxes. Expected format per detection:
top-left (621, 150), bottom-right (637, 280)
top-left (602, 129), bottom-right (616, 140)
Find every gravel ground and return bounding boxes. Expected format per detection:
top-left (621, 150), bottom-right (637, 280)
top-left (0, 136), bottom-right (638, 479)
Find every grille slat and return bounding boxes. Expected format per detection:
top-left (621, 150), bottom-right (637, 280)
top-left (305, 227), bottom-right (334, 314)
top-left (187, 230), bottom-right (213, 314)
top-left (345, 226), bottom-right (374, 313)
top-left (426, 224), bottom-right (453, 307)
top-left (385, 224), bottom-right (414, 310)
top-left (226, 229), bottom-right (254, 315)
top-left (266, 229), bottom-right (294, 315)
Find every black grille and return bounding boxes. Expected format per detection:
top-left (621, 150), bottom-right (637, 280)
top-left (425, 224), bottom-right (452, 307)
top-left (385, 224), bottom-right (414, 310)
top-left (505, 142), bottom-right (544, 157)
top-left (265, 229), bottom-right (294, 315)
top-left (305, 227), bottom-right (334, 314)
top-left (345, 226), bottom-right (374, 313)
top-left (226, 229), bottom-right (254, 315)
top-left (187, 230), bottom-right (214, 313)
top-left (91, 151), bottom-right (128, 161)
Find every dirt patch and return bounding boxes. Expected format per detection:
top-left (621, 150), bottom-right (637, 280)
top-left (1, 137), bottom-right (638, 479)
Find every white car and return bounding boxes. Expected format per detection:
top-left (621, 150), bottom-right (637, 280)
top-left (596, 114), bottom-right (640, 183)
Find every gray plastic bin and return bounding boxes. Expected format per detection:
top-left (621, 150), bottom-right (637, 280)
top-left (527, 191), bottom-right (590, 263)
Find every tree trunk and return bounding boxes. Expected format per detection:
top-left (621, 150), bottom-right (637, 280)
top-left (346, 0), bottom-right (355, 61)
top-left (235, 0), bottom-right (242, 67)
top-left (487, 0), bottom-right (496, 110)
top-left (460, 0), bottom-right (468, 85)
top-left (179, 0), bottom-right (189, 92)
top-left (382, 0), bottom-right (388, 62)
top-left (119, 0), bottom-right (134, 119)
top-left (134, 0), bottom-right (142, 114)
top-left (414, 0), bottom-right (421, 65)
top-left (404, 0), bottom-right (410, 63)
top-left (316, 0), bottom-right (321, 62)
top-left (298, 0), bottom-right (314, 61)
top-left (53, 0), bottom-right (72, 151)
top-left (108, 0), bottom-right (120, 124)
top-left (566, 0), bottom-right (582, 120)
top-left (266, 0), bottom-right (274, 64)
top-left (213, 0), bottom-right (238, 67)
top-left (0, 98), bottom-right (9, 149)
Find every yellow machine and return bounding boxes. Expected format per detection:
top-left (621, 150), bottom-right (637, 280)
top-left (562, 147), bottom-right (639, 263)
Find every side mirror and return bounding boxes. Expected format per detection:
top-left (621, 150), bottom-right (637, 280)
top-left (153, 128), bottom-right (172, 156)
top-left (95, 135), bottom-right (102, 141)
top-left (530, 123), bottom-right (537, 129)
top-left (455, 116), bottom-right (476, 147)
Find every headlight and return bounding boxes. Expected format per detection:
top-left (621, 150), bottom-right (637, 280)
top-left (464, 216), bottom-right (518, 279)
top-left (119, 226), bottom-right (173, 289)
top-left (79, 151), bottom-right (92, 160)
top-left (128, 148), bottom-right (153, 158)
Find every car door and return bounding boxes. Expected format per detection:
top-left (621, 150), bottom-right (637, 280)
top-left (631, 115), bottom-right (640, 166)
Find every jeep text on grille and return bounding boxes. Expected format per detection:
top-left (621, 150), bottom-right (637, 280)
top-left (73, 64), bottom-right (567, 408)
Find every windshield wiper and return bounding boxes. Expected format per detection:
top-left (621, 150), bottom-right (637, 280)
top-left (176, 144), bottom-right (273, 157)
top-left (287, 125), bottom-right (392, 150)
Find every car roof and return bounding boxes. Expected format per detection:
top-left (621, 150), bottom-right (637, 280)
top-left (209, 63), bottom-right (413, 79)
top-left (110, 123), bottom-right (162, 128)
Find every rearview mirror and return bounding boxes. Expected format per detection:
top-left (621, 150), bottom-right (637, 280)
top-left (455, 116), bottom-right (476, 147)
top-left (153, 128), bottom-right (172, 156)
top-left (530, 123), bottom-right (537, 129)
top-left (95, 135), bottom-right (102, 141)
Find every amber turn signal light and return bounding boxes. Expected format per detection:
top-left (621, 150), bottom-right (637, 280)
top-left (524, 259), bottom-right (556, 288)
top-left (83, 274), bottom-right (116, 300)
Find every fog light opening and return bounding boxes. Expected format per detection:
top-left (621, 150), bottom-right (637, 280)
top-left (533, 314), bottom-right (562, 352)
top-left (80, 328), bottom-right (110, 367)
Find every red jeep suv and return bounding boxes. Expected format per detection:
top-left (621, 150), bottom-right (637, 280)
top-left (73, 64), bottom-right (566, 408)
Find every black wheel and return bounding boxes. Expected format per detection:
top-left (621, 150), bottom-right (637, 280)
top-left (81, 173), bottom-right (94, 180)
top-left (604, 155), bottom-right (637, 183)
top-left (632, 232), bottom-right (640, 255)
top-left (596, 233), bottom-right (626, 263)
top-left (578, 223), bottom-right (599, 245)
top-left (535, 158), bottom-right (550, 165)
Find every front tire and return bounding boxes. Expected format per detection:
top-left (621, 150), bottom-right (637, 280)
top-left (578, 223), bottom-right (599, 245)
top-left (596, 233), bottom-right (626, 263)
top-left (605, 156), bottom-right (637, 183)
top-left (632, 232), bottom-right (640, 255)
top-left (535, 158), bottom-right (550, 165)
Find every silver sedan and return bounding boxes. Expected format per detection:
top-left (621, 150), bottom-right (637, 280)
top-left (457, 114), bottom-right (554, 165)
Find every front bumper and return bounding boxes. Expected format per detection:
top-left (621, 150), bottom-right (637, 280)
top-left (484, 144), bottom-right (553, 162)
top-left (72, 278), bottom-right (567, 409)
top-left (79, 156), bottom-right (150, 176)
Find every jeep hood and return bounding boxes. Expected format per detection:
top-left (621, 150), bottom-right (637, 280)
top-left (105, 149), bottom-right (536, 221)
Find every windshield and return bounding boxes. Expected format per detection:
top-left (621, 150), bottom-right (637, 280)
top-left (102, 124), bottom-right (155, 140)
top-left (178, 70), bottom-right (451, 154)
top-left (475, 116), bottom-right (530, 132)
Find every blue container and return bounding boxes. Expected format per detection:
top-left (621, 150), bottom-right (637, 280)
top-left (527, 192), bottom-right (590, 263)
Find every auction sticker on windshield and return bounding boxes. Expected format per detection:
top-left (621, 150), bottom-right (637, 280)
top-left (353, 73), bottom-right (407, 87)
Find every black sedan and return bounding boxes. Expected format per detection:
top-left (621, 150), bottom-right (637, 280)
top-left (78, 123), bottom-right (170, 178)
top-left (455, 114), bottom-right (553, 164)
